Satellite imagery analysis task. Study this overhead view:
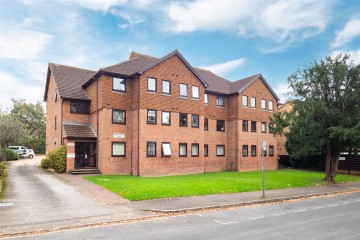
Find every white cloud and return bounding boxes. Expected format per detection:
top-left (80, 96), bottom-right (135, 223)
top-left (165, 0), bottom-right (330, 44)
top-left (274, 81), bottom-right (292, 103)
top-left (331, 50), bottom-right (360, 65)
top-left (63, 0), bottom-right (127, 12)
top-left (199, 58), bottom-right (245, 76)
top-left (332, 17), bottom-right (360, 48)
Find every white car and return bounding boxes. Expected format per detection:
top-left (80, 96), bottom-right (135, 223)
top-left (8, 146), bottom-right (35, 159)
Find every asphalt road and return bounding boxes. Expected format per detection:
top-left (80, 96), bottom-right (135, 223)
top-left (10, 192), bottom-right (360, 240)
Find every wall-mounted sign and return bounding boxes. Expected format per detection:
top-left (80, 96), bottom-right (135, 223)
top-left (113, 133), bottom-right (125, 138)
top-left (67, 153), bottom-right (75, 158)
top-left (68, 142), bottom-right (75, 147)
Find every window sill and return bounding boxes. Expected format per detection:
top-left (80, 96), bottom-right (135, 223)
top-left (112, 90), bottom-right (126, 94)
top-left (216, 105), bottom-right (225, 108)
top-left (147, 91), bottom-right (157, 94)
top-left (180, 96), bottom-right (188, 99)
top-left (162, 93), bottom-right (171, 96)
top-left (192, 98), bottom-right (200, 101)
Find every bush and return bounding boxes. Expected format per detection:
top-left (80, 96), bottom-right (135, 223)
top-left (0, 162), bottom-right (6, 178)
top-left (40, 158), bottom-right (51, 169)
top-left (48, 145), bottom-right (67, 173)
top-left (4, 148), bottom-right (19, 161)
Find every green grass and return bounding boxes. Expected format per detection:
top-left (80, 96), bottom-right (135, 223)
top-left (84, 170), bottom-right (360, 201)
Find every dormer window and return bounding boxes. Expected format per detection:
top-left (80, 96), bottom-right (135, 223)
top-left (70, 101), bottom-right (90, 114)
top-left (113, 77), bottom-right (126, 92)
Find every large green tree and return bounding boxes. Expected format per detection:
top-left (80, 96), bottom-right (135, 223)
top-left (0, 113), bottom-right (28, 148)
top-left (272, 54), bottom-right (360, 182)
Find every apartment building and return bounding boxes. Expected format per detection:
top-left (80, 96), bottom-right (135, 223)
top-left (44, 50), bottom-right (279, 176)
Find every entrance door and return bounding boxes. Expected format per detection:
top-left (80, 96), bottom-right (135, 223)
top-left (75, 142), bottom-right (96, 169)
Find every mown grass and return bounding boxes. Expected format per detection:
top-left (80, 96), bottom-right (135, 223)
top-left (84, 169), bottom-right (360, 201)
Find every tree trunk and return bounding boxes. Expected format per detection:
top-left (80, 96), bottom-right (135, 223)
top-left (324, 143), bottom-right (339, 183)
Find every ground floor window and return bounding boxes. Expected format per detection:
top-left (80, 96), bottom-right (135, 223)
top-left (179, 143), bottom-right (187, 156)
top-left (147, 142), bottom-right (156, 157)
top-left (161, 142), bottom-right (171, 156)
top-left (269, 145), bottom-right (274, 156)
top-left (242, 145), bottom-right (248, 156)
top-left (204, 144), bottom-right (208, 156)
top-left (192, 143), bottom-right (199, 156)
top-left (112, 142), bottom-right (126, 157)
top-left (216, 145), bottom-right (225, 156)
top-left (251, 145), bottom-right (257, 156)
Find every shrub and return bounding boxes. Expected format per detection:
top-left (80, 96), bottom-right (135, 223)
top-left (40, 158), bottom-right (51, 169)
top-left (4, 149), bottom-right (19, 161)
top-left (0, 162), bottom-right (6, 178)
top-left (48, 145), bottom-right (67, 173)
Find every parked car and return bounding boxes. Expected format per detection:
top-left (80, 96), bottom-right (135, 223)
top-left (8, 146), bottom-right (35, 159)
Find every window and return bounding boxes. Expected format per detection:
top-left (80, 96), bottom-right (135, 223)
top-left (147, 142), bottom-right (156, 157)
top-left (70, 101), bottom-right (90, 114)
top-left (261, 99), bottom-right (266, 110)
top-left (162, 80), bottom-right (171, 94)
top-left (147, 77), bottom-right (157, 92)
top-left (263, 149), bottom-right (267, 156)
top-left (192, 86), bottom-right (199, 99)
top-left (112, 109), bottom-right (126, 124)
top-left (113, 77), bottom-right (126, 92)
top-left (242, 95), bottom-right (248, 107)
top-left (269, 145), bottom-right (274, 156)
top-left (192, 114), bottom-right (199, 128)
top-left (204, 118), bottom-right (208, 130)
top-left (251, 97), bottom-right (256, 108)
top-left (242, 145), bottom-right (248, 156)
top-left (216, 145), bottom-right (225, 156)
top-left (54, 90), bottom-right (57, 102)
top-left (112, 142), bottom-right (126, 157)
top-left (261, 122), bottom-right (267, 133)
top-left (179, 113), bottom-right (187, 127)
top-left (179, 143), bottom-right (187, 157)
top-left (192, 143), bottom-right (199, 156)
top-left (54, 116), bottom-right (57, 130)
top-left (216, 120), bottom-right (225, 131)
top-left (216, 95), bottom-right (224, 107)
top-left (180, 83), bottom-right (188, 97)
top-left (251, 121), bottom-right (256, 132)
top-left (242, 120), bottom-right (248, 131)
top-left (204, 144), bottom-right (208, 156)
top-left (269, 101), bottom-right (274, 111)
top-left (161, 142), bottom-right (171, 156)
top-left (204, 94), bottom-right (208, 104)
top-left (147, 110), bottom-right (157, 124)
top-left (251, 145), bottom-right (257, 156)
top-left (162, 111), bottom-right (171, 125)
top-left (269, 123), bottom-right (275, 134)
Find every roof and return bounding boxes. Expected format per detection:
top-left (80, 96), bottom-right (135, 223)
top-left (44, 63), bottom-right (96, 101)
top-left (44, 50), bottom-right (279, 101)
top-left (63, 121), bottom-right (97, 139)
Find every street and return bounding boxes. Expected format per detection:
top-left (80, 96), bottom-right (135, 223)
top-left (9, 192), bottom-right (360, 240)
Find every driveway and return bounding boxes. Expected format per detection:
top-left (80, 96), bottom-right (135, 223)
top-left (0, 156), bottom-right (149, 235)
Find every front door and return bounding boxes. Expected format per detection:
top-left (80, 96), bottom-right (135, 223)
top-left (75, 142), bottom-right (96, 169)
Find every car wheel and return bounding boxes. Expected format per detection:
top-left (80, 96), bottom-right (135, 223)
top-left (29, 155), bottom-right (34, 159)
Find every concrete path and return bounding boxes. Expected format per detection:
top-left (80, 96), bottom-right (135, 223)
top-left (0, 157), bottom-right (151, 236)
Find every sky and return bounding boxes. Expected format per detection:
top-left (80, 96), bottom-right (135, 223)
top-left (0, 0), bottom-right (360, 110)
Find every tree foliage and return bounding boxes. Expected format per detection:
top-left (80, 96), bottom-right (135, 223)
top-left (271, 54), bottom-right (360, 182)
top-left (0, 113), bottom-right (28, 148)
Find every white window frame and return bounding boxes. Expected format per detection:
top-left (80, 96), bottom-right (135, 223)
top-left (112, 142), bottom-right (125, 157)
top-left (161, 142), bottom-right (172, 156)
top-left (192, 86), bottom-right (199, 99)
top-left (161, 111), bottom-right (170, 125)
top-left (113, 77), bottom-right (126, 92)
top-left (162, 80), bottom-right (170, 95)
top-left (242, 95), bottom-right (248, 107)
top-left (204, 94), bottom-right (208, 104)
top-left (180, 83), bottom-right (188, 97)
top-left (261, 122), bottom-right (267, 133)
top-left (147, 77), bottom-right (156, 92)
top-left (251, 97), bottom-right (256, 108)
top-left (269, 100), bottom-right (274, 111)
top-left (261, 99), bottom-right (266, 110)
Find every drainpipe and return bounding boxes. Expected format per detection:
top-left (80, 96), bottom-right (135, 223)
top-left (137, 77), bottom-right (140, 176)
top-left (60, 98), bottom-right (63, 145)
top-left (235, 94), bottom-right (239, 171)
top-left (96, 78), bottom-right (99, 169)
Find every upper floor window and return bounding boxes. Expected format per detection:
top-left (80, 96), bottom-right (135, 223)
top-left (261, 99), bottom-right (266, 110)
top-left (242, 120), bottom-right (248, 131)
top-left (161, 142), bottom-right (172, 156)
top-left (216, 120), bottom-right (225, 131)
top-left (147, 110), bottom-right (157, 124)
top-left (251, 121), bottom-right (256, 132)
top-left (179, 113), bottom-right (187, 127)
top-left (113, 77), bottom-right (126, 92)
top-left (192, 86), bottom-right (199, 99)
top-left (217, 95), bottom-right (224, 107)
top-left (192, 114), bottom-right (199, 128)
top-left (162, 80), bottom-right (171, 94)
top-left (261, 122), bottom-right (267, 133)
top-left (162, 111), bottom-right (170, 125)
top-left (112, 109), bottom-right (126, 124)
top-left (216, 145), bottom-right (225, 156)
top-left (269, 145), bottom-right (274, 156)
top-left (70, 101), bottom-right (90, 114)
top-left (191, 143), bottom-right (199, 156)
top-left (269, 100), bottom-right (274, 111)
top-left (251, 97), bottom-right (256, 108)
top-left (242, 95), bottom-right (248, 107)
top-left (204, 94), bottom-right (208, 104)
top-left (180, 83), bottom-right (188, 97)
top-left (242, 145), bottom-right (248, 156)
top-left (204, 118), bottom-right (208, 130)
top-left (147, 77), bottom-right (157, 92)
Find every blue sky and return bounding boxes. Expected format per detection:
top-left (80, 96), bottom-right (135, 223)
top-left (1, 0), bottom-right (359, 109)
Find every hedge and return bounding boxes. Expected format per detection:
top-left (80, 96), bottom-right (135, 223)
top-left (43, 145), bottom-right (67, 173)
top-left (4, 149), bottom-right (19, 161)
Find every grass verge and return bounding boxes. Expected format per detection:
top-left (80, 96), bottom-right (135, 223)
top-left (84, 169), bottom-right (360, 201)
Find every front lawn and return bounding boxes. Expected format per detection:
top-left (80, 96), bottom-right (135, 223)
top-left (84, 169), bottom-right (360, 201)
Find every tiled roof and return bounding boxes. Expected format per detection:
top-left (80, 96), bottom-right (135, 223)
top-left (63, 121), bottom-right (97, 139)
top-left (49, 63), bottom-right (96, 100)
top-left (194, 67), bottom-right (231, 94)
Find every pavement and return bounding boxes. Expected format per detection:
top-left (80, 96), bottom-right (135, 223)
top-left (1, 157), bottom-right (359, 238)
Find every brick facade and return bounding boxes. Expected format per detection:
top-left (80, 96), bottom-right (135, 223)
top-left (45, 51), bottom-right (279, 176)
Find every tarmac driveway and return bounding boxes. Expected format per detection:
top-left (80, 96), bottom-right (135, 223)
top-left (0, 156), bottom-right (147, 235)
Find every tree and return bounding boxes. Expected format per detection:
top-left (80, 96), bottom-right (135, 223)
top-left (0, 113), bottom-right (28, 148)
top-left (271, 54), bottom-right (360, 182)
top-left (10, 99), bottom-right (46, 153)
